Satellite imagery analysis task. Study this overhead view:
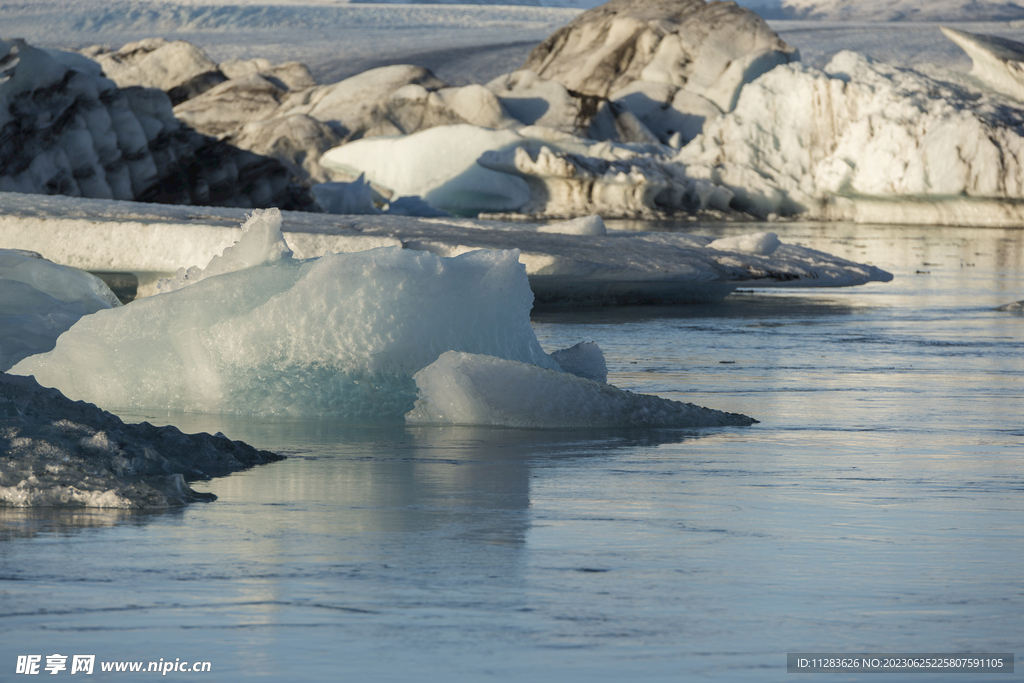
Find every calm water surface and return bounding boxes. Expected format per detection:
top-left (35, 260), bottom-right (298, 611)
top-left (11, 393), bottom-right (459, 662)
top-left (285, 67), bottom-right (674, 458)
top-left (1, 222), bottom-right (1022, 681)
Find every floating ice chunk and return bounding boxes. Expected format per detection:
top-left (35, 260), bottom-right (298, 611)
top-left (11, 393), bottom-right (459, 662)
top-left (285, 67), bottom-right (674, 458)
top-left (537, 215), bottom-right (606, 236)
top-left (995, 300), bottom-right (1024, 312)
top-left (0, 372), bottom-right (282, 508)
top-left (320, 124), bottom-right (532, 215)
top-left (406, 351), bottom-right (755, 428)
top-left (549, 342), bottom-right (608, 384)
top-left (0, 249), bottom-right (120, 371)
top-left (158, 208), bottom-right (292, 292)
top-left (311, 174), bottom-right (381, 215)
top-left (707, 232), bottom-right (781, 256)
top-left (13, 231), bottom-right (558, 418)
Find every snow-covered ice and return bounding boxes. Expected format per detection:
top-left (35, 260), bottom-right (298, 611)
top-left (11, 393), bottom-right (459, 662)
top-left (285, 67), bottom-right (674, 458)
top-left (0, 192), bottom-right (893, 305)
top-left (677, 49), bottom-right (1024, 225)
top-left (0, 371), bottom-right (282, 507)
top-left (0, 250), bottom-right (121, 372)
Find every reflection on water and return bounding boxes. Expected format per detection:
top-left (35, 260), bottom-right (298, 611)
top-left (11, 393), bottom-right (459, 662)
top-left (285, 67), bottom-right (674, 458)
top-left (1, 222), bottom-right (1022, 682)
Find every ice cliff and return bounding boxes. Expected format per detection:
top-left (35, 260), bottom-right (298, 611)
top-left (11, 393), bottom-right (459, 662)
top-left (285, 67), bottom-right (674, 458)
top-left (0, 372), bottom-right (282, 508)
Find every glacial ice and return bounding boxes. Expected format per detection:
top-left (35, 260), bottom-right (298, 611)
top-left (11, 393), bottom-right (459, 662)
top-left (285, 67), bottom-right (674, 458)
top-left (549, 341), bottom-right (608, 384)
top-left (406, 352), bottom-right (755, 428)
top-left (11, 210), bottom-right (560, 418)
top-left (677, 50), bottom-right (1024, 223)
top-left (941, 27), bottom-right (1024, 102)
top-left (707, 232), bottom-right (781, 256)
top-left (8, 209), bottom-right (762, 428)
top-left (0, 191), bottom-right (893, 305)
top-left (0, 372), bottom-right (282, 508)
top-left (0, 37), bottom-right (307, 210)
top-left (0, 250), bottom-right (120, 371)
top-left (320, 124), bottom-right (533, 215)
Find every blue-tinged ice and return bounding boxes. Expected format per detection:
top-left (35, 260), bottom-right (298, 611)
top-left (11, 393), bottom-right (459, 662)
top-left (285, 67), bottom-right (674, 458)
top-left (12, 210), bottom-right (559, 418)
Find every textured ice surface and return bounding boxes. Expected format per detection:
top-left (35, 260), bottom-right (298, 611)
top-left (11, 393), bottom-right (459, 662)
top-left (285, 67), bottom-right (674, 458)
top-left (12, 213), bottom-right (559, 418)
top-left (320, 124), bottom-right (532, 215)
top-left (941, 27), bottom-right (1024, 101)
top-left (0, 191), bottom-right (894, 306)
top-left (158, 208), bottom-right (292, 292)
top-left (678, 50), bottom-right (1024, 223)
top-left (707, 232), bottom-right (781, 256)
top-left (0, 372), bottom-right (282, 508)
top-left (0, 250), bottom-right (120, 371)
top-left (406, 351), bottom-right (755, 428)
top-left (549, 341), bottom-right (607, 383)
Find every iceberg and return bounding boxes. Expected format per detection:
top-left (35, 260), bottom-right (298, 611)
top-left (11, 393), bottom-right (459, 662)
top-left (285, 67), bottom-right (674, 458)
top-left (0, 191), bottom-right (893, 305)
top-left (677, 50), bottom-right (1024, 224)
top-left (0, 249), bottom-right (121, 372)
top-left (10, 209), bottom-right (759, 428)
top-left (407, 351), bottom-right (755, 428)
top-left (941, 27), bottom-right (1024, 102)
top-left (0, 371), bottom-right (282, 508)
top-left (11, 210), bottom-right (560, 418)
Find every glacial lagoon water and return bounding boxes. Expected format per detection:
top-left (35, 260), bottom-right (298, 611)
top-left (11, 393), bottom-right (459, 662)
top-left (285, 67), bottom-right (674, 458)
top-left (1, 222), bottom-right (1022, 681)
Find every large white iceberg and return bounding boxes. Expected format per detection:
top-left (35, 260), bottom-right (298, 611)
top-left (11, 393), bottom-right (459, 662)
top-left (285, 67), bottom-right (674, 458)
top-left (677, 50), bottom-right (1024, 224)
top-left (10, 209), bottom-right (759, 428)
top-left (12, 210), bottom-right (558, 418)
top-left (0, 191), bottom-right (893, 305)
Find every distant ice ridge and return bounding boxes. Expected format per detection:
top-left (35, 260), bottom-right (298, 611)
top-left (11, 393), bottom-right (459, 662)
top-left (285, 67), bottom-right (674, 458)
top-left (0, 250), bottom-right (121, 372)
top-left (0, 372), bottom-right (282, 508)
top-left (11, 209), bottom-right (756, 428)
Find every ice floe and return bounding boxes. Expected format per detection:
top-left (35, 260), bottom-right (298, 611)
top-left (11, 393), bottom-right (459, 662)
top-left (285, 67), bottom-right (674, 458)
top-left (8, 209), bottom-right (763, 428)
top-left (407, 351), bottom-right (756, 428)
top-left (0, 250), bottom-right (121, 372)
top-left (0, 192), bottom-right (893, 304)
top-left (0, 371), bottom-right (282, 508)
top-left (10, 210), bottom-right (561, 418)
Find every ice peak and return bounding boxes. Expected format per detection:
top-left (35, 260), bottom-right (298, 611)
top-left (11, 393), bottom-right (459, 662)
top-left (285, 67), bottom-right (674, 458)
top-left (158, 208), bottom-right (292, 293)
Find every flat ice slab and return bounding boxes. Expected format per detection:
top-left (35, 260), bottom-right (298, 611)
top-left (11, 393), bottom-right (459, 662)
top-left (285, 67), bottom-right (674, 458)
top-left (0, 192), bottom-right (892, 305)
top-left (0, 372), bottom-right (283, 508)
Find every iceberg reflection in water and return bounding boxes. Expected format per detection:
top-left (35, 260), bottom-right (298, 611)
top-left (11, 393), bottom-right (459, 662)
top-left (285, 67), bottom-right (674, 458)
top-left (0, 222), bottom-right (1021, 681)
